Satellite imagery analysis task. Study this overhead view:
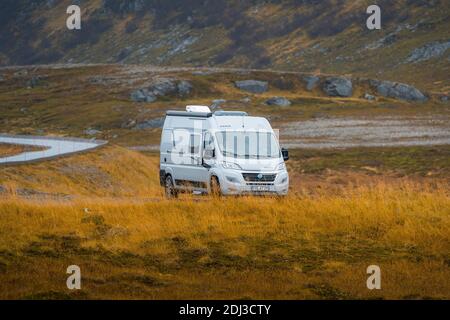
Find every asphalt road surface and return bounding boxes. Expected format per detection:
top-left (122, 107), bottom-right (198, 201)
top-left (0, 135), bottom-right (106, 165)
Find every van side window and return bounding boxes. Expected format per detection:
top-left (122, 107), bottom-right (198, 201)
top-left (204, 132), bottom-right (214, 149)
top-left (173, 129), bottom-right (189, 154)
top-left (161, 129), bottom-right (174, 152)
top-left (189, 134), bottom-right (201, 154)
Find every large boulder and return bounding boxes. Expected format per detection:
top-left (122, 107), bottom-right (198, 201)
top-left (131, 78), bottom-right (192, 103)
top-left (265, 97), bottom-right (291, 107)
top-left (322, 77), bottom-right (352, 97)
top-left (303, 75), bottom-right (320, 91)
top-left (371, 80), bottom-right (427, 102)
top-left (130, 89), bottom-right (156, 103)
top-left (234, 80), bottom-right (268, 94)
top-left (177, 80), bottom-right (193, 96)
top-left (151, 78), bottom-right (178, 96)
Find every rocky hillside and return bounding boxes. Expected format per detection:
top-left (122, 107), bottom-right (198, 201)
top-left (1, 64), bottom-right (448, 150)
top-left (0, 0), bottom-right (449, 92)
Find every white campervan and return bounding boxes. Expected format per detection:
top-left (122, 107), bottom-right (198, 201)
top-left (159, 105), bottom-right (289, 197)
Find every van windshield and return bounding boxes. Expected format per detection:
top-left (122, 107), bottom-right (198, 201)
top-left (215, 131), bottom-right (281, 159)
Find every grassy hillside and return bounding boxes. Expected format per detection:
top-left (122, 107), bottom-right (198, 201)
top-left (0, 0), bottom-right (449, 91)
top-left (0, 145), bottom-right (161, 197)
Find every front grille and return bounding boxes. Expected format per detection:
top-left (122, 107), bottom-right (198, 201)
top-left (242, 173), bottom-right (276, 182)
top-left (246, 182), bottom-right (274, 186)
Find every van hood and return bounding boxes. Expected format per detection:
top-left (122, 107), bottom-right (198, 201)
top-left (223, 157), bottom-right (282, 171)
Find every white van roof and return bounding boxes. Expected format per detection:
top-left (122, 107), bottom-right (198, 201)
top-left (164, 107), bottom-right (272, 131)
top-left (213, 115), bottom-right (272, 131)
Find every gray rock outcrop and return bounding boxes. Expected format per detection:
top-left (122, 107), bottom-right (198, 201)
top-left (265, 97), bottom-right (291, 107)
top-left (131, 78), bottom-right (192, 103)
top-left (371, 80), bottom-right (427, 102)
top-left (130, 89), bottom-right (156, 103)
top-left (235, 80), bottom-right (268, 93)
top-left (405, 41), bottom-right (450, 63)
top-left (177, 80), bottom-right (193, 96)
top-left (303, 75), bottom-right (320, 91)
top-left (322, 77), bottom-right (353, 97)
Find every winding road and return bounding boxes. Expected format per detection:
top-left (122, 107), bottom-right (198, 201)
top-left (0, 134), bottom-right (107, 165)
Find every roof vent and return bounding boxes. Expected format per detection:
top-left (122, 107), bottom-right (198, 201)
top-left (186, 105), bottom-right (211, 113)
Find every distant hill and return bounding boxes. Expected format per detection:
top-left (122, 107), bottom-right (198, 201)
top-left (0, 0), bottom-right (449, 90)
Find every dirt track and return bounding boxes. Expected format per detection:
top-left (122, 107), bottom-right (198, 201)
top-left (279, 116), bottom-right (450, 149)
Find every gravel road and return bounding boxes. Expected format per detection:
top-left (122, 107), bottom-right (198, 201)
top-left (279, 116), bottom-right (450, 149)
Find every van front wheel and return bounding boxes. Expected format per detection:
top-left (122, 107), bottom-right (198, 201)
top-left (164, 175), bottom-right (177, 198)
top-left (210, 176), bottom-right (221, 197)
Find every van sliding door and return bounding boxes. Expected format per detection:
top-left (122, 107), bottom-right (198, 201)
top-left (185, 133), bottom-right (209, 189)
top-left (171, 130), bottom-right (207, 190)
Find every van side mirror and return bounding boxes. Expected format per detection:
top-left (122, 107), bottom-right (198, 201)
top-left (203, 148), bottom-right (214, 160)
top-left (282, 148), bottom-right (289, 161)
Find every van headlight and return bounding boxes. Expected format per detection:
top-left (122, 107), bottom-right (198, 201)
top-left (226, 176), bottom-right (239, 183)
top-left (275, 162), bottom-right (286, 171)
top-left (222, 161), bottom-right (242, 170)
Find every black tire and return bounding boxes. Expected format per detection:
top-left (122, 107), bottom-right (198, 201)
top-left (210, 176), bottom-right (221, 197)
top-left (164, 175), bottom-right (177, 198)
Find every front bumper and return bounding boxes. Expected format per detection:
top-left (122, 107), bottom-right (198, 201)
top-left (218, 169), bottom-right (289, 196)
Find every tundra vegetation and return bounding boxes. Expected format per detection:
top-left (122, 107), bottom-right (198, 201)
top-left (0, 144), bottom-right (24, 157)
top-left (0, 65), bottom-right (448, 299)
top-left (0, 144), bottom-right (449, 299)
top-left (0, 143), bottom-right (46, 157)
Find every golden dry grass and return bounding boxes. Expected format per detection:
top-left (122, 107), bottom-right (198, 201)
top-left (0, 143), bottom-right (27, 157)
top-left (0, 143), bottom-right (48, 158)
top-left (0, 146), bottom-right (449, 299)
top-left (0, 181), bottom-right (448, 299)
top-left (0, 145), bottom-right (161, 197)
